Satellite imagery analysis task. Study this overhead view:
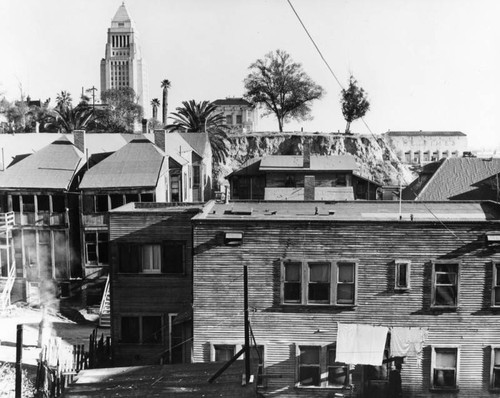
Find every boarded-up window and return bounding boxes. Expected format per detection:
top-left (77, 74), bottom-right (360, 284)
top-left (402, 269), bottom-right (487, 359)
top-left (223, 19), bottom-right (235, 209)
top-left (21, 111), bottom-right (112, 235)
top-left (162, 242), bottom-right (185, 274)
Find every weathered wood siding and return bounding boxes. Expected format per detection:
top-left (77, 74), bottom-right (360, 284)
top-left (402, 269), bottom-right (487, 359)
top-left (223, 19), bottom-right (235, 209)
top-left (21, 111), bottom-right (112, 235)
top-left (109, 209), bottom-right (198, 366)
top-left (193, 220), bottom-right (500, 397)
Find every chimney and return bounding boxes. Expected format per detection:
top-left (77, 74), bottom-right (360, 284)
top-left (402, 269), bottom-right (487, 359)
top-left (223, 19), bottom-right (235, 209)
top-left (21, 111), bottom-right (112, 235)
top-left (303, 140), bottom-right (311, 169)
top-left (304, 175), bottom-right (315, 201)
top-left (154, 129), bottom-right (166, 152)
top-left (73, 130), bottom-right (86, 154)
top-left (142, 118), bottom-right (148, 135)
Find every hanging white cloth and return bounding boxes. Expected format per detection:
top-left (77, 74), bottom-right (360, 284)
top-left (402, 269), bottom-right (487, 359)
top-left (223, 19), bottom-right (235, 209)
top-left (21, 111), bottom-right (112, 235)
top-left (390, 327), bottom-right (428, 358)
top-left (336, 323), bottom-right (389, 366)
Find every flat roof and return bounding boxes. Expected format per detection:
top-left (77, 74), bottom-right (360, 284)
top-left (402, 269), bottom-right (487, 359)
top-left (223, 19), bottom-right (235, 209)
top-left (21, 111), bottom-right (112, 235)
top-left (260, 155), bottom-right (358, 171)
top-left (109, 201), bottom-right (205, 213)
top-left (194, 200), bottom-right (500, 222)
top-left (385, 131), bottom-right (466, 137)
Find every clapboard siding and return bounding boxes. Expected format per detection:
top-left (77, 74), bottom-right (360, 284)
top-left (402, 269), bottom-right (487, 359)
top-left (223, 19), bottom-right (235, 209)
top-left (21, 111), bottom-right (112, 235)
top-left (109, 208), bottom-right (200, 366)
top-left (193, 220), bottom-right (500, 397)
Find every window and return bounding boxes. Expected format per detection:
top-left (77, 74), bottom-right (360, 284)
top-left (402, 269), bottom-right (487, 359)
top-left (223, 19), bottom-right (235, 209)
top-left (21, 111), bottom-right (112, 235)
top-left (193, 165), bottom-right (200, 187)
top-left (52, 195), bottom-right (65, 213)
top-left (124, 193), bottom-right (139, 204)
top-left (85, 232), bottom-right (109, 265)
top-left (142, 244), bottom-right (161, 273)
top-left (22, 195), bottom-right (35, 213)
top-left (140, 193), bottom-right (154, 202)
top-left (95, 195), bottom-right (109, 212)
top-left (120, 315), bottom-right (162, 344)
top-left (491, 347), bottom-right (500, 390)
top-left (281, 260), bottom-right (357, 306)
top-left (431, 346), bottom-right (459, 390)
top-left (236, 115), bottom-right (242, 124)
top-left (432, 262), bottom-right (459, 308)
top-left (308, 263), bottom-right (330, 304)
top-left (283, 261), bottom-right (302, 303)
top-left (110, 194), bottom-right (124, 209)
top-left (327, 345), bottom-right (350, 387)
top-left (214, 345), bottom-right (235, 362)
top-left (225, 115), bottom-right (233, 125)
top-left (298, 346), bottom-right (321, 386)
top-left (395, 260), bottom-right (411, 290)
top-left (118, 241), bottom-right (185, 274)
top-left (492, 263), bottom-right (500, 307)
top-left (162, 242), bottom-right (185, 274)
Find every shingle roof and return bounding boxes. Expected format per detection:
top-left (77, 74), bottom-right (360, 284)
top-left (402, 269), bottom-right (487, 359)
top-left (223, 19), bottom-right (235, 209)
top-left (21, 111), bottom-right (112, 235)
top-left (385, 131), bottom-right (466, 137)
top-left (177, 132), bottom-right (209, 157)
top-left (0, 136), bottom-right (83, 190)
top-left (213, 98), bottom-right (253, 107)
top-left (196, 200), bottom-right (500, 222)
top-left (408, 157), bottom-right (500, 201)
top-left (259, 155), bottom-right (358, 171)
top-left (79, 138), bottom-right (164, 189)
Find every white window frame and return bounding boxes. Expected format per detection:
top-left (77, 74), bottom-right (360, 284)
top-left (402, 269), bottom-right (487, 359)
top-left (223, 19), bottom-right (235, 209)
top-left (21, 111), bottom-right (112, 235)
top-left (297, 345), bottom-right (321, 387)
top-left (491, 346), bottom-right (500, 390)
top-left (395, 260), bottom-right (411, 291)
top-left (492, 262), bottom-right (500, 308)
top-left (281, 259), bottom-right (357, 306)
top-left (431, 261), bottom-right (460, 309)
top-left (295, 344), bottom-right (351, 389)
top-left (430, 345), bottom-right (459, 391)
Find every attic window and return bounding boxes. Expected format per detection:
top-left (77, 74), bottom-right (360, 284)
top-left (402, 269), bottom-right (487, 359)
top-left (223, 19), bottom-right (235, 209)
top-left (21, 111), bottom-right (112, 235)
top-left (224, 231), bottom-right (243, 246)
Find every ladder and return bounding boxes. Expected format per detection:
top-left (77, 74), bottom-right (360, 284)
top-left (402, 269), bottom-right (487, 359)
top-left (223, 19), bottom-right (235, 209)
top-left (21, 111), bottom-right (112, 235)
top-left (99, 274), bottom-right (111, 328)
top-left (0, 212), bottom-right (15, 312)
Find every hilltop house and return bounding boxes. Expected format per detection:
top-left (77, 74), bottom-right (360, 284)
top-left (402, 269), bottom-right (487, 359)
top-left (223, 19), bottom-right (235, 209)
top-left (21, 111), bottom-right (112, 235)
top-left (213, 97), bottom-right (257, 133)
top-left (226, 147), bottom-right (381, 201)
top-left (403, 157), bottom-right (500, 201)
top-left (192, 200), bottom-right (500, 397)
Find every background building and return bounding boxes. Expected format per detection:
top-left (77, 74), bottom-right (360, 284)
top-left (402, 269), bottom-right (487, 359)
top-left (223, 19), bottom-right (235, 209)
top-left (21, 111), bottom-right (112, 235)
top-left (213, 98), bottom-right (257, 133)
top-left (384, 131), bottom-right (467, 165)
top-left (100, 3), bottom-right (148, 116)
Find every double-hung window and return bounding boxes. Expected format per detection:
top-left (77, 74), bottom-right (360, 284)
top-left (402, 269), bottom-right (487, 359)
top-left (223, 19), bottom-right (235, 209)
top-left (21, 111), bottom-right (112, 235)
top-left (492, 262), bottom-right (500, 307)
top-left (142, 244), bottom-right (161, 273)
top-left (491, 346), bottom-right (500, 390)
top-left (282, 260), bottom-right (357, 306)
top-left (431, 346), bottom-right (459, 390)
top-left (297, 345), bottom-right (350, 388)
top-left (118, 241), bottom-right (186, 274)
top-left (432, 262), bottom-right (459, 308)
top-left (120, 315), bottom-right (163, 344)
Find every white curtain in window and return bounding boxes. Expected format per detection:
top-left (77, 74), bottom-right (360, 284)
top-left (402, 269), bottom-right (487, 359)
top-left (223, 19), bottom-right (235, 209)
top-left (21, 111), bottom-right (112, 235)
top-left (143, 244), bottom-right (161, 271)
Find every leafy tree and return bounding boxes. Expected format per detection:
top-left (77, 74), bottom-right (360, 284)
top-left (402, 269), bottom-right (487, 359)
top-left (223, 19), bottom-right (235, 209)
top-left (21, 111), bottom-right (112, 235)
top-left (48, 104), bottom-right (95, 134)
top-left (55, 91), bottom-right (72, 110)
top-left (161, 79), bottom-right (170, 125)
top-left (166, 100), bottom-right (229, 163)
top-left (244, 49), bottom-right (324, 132)
top-left (100, 87), bottom-right (143, 133)
top-left (151, 98), bottom-right (160, 120)
top-left (340, 75), bottom-right (370, 134)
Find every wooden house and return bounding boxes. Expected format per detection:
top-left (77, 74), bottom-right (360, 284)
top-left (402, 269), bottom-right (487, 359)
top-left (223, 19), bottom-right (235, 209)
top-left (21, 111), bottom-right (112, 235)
top-left (226, 147), bottom-right (380, 201)
top-left (108, 202), bottom-right (204, 366)
top-left (192, 200), bottom-right (500, 397)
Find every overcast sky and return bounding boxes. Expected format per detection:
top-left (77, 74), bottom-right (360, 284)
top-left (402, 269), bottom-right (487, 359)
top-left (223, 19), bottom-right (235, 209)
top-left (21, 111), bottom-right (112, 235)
top-left (1, 0), bottom-right (499, 150)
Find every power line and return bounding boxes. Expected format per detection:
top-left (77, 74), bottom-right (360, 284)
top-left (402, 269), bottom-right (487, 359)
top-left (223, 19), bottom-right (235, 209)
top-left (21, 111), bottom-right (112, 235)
top-left (286, 0), bottom-right (343, 89)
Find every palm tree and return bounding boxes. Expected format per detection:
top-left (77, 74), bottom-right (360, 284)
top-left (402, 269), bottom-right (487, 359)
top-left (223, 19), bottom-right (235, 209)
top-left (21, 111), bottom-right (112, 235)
top-left (166, 100), bottom-right (229, 163)
top-left (55, 91), bottom-right (72, 111)
top-left (161, 79), bottom-right (170, 125)
top-left (151, 98), bottom-right (160, 120)
top-left (49, 104), bottom-right (95, 134)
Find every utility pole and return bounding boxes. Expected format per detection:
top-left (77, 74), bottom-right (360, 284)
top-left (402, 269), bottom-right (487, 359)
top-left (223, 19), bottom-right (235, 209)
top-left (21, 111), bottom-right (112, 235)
top-left (86, 86), bottom-right (98, 112)
top-left (15, 324), bottom-right (23, 398)
top-left (244, 265), bottom-right (250, 384)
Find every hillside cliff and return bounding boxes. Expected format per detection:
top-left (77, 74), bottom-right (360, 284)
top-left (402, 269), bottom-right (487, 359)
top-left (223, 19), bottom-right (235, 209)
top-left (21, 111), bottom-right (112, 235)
top-left (215, 132), bottom-right (415, 189)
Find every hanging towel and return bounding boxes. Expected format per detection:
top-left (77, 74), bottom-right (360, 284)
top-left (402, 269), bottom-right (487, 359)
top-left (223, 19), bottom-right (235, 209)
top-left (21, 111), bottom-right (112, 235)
top-left (390, 327), bottom-right (428, 358)
top-left (336, 323), bottom-right (389, 366)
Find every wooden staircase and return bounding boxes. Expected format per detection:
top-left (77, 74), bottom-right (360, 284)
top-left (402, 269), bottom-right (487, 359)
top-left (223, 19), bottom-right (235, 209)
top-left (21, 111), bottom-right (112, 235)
top-left (0, 212), bottom-right (15, 313)
top-left (99, 275), bottom-right (110, 328)
top-left (0, 264), bottom-right (16, 312)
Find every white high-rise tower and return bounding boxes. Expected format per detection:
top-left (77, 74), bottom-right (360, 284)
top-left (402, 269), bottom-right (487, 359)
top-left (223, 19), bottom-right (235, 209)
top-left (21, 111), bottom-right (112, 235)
top-left (100, 3), bottom-right (148, 117)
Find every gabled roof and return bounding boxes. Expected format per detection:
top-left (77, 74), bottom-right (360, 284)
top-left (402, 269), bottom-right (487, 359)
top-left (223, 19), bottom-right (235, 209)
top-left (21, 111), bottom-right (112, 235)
top-left (177, 132), bottom-right (209, 157)
top-left (260, 155), bottom-right (358, 171)
top-left (79, 137), bottom-right (164, 190)
top-left (405, 157), bottom-right (500, 201)
top-left (112, 3), bottom-right (132, 23)
top-left (213, 98), bottom-right (253, 107)
top-left (385, 131), bottom-right (466, 137)
top-left (226, 158), bottom-right (262, 178)
top-left (0, 136), bottom-right (83, 190)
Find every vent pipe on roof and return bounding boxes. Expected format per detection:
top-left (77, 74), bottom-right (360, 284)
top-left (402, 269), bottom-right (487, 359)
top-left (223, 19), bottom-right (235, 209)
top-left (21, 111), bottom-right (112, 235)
top-left (73, 130), bottom-right (86, 154)
top-left (154, 129), bottom-right (166, 153)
